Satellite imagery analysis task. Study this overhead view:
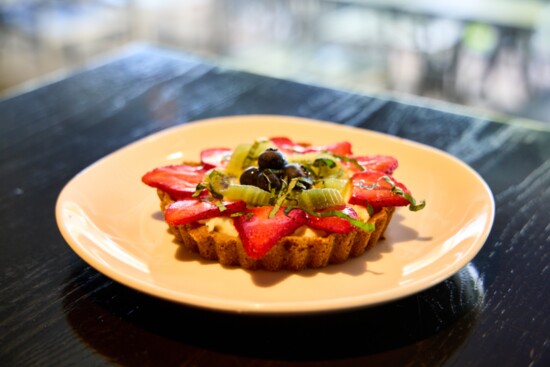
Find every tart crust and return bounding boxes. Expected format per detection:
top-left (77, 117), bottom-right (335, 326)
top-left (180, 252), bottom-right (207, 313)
top-left (158, 190), bottom-right (395, 271)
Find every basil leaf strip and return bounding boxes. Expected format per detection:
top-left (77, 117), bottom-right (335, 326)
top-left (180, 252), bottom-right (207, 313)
top-left (329, 153), bottom-right (365, 171)
top-left (269, 178), bottom-right (298, 218)
top-left (213, 200), bottom-right (227, 212)
top-left (313, 157), bottom-right (337, 169)
top-left (192, 183), bottom-right (207, 198)
top-left (380, 176), bottom-right (426, 211)
top-left (286, 206), bottom-right (375, 233)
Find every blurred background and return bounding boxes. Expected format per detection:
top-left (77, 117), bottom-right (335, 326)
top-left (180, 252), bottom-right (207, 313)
top-left (1, 0), bottom-right (549, 123)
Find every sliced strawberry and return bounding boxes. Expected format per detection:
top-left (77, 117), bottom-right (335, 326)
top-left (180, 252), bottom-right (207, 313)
top-left (270, 137), bottom-right (352, 156)
top-left (201, 148), bottom-right (232, 168)
top-left (307, 141), bottom-right (353, 156)
top-left (345, 155), bottom-right (398, 174)
top-left (270, 137), bottom-right (308, 154)
top-left (165, 199), bottom-right (246, 226)
top-left (142, 164), bottom-right (210, 200)
top-left (233, 206), bottom-right (307, 259)
top-left (349, 171), bottom-right (410, 208)
top-left (269, 137), bottom-right (294, 147)
top-left (306, 206), bottom-right (358, 233)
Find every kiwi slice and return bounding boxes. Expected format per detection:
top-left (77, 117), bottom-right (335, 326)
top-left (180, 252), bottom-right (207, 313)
top-left (318, 178), bottom-right (349, 192)
top-left (225, 143), bottom-right (251, 177)
top-left (222, 185), bottom-right (272, 206)
top-left (297, 188), bottom-right (345, 211)
top-left (225, 140), bottom-right (275, 177)
top-left (288, 153), bottom-right (344, 179)
top-left (287, 152), bottom-right (332, 165)
top-left (242, 139), bottom-right (274, 168)
top-left (205, 170), bottom-right (229, 198)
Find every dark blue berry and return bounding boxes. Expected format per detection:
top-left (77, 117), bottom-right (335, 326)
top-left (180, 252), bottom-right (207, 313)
top-left (240, 167), bottom-right (260, 186)
top-left (284, 163), bottom-right (312, 189)
top-left (257, 170), bottom-right (282, 192)
top-left (258, 148), bottom-right (287, 170)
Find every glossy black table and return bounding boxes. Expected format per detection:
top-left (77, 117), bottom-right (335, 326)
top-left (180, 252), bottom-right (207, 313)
top-left (1, 45), bottom-right (549, 366)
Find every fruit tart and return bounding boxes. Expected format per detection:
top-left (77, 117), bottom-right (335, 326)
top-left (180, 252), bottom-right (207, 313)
top-left (142, 137), bottom-right (425, 271)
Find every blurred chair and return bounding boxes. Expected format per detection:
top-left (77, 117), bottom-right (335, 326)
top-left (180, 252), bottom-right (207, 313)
top-left (0, 0), bottom-right (131, 68)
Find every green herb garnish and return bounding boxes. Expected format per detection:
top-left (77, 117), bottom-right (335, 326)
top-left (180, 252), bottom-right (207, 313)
top-left (268, 178), bottom-right (299, 218)
top-left (285, 206), bottom-right (375, 232)
top-left (213, 199), bottom-right (227, 212)
top-left (313, 157), bottom-right (337, 169)
top-left (381, 176), bottom-right (426, 211)
top-left (192, 183), bottom-right (207, 198)
top-left (329, 153), bottom-right (365, 171)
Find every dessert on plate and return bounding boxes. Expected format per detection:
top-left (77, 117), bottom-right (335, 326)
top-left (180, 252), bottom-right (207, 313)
top-left (142, 136), bottom-right (425, 271)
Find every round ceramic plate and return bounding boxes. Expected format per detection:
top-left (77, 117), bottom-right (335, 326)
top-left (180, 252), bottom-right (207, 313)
top-left (56, 115), bottom-right (494, 314)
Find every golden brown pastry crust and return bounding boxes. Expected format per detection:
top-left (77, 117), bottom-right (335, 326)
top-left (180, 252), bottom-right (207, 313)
top-left (158, 190), bottom-right (395, 271)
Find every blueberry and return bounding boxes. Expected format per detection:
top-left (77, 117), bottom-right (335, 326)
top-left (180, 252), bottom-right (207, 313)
top-left (257, 170), bottom-right (282, 192)
top-left (240, 167), bottom-right (260, 186)
top-left (283, 163), bottom-right (306, 179)
top-left (284, 163), bottom-right (312, 189)
top-left (258, 148), bottom-right (287, 170)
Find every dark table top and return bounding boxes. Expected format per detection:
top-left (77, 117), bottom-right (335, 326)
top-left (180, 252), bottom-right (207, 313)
top-left (1, 45), bottom-right (549, 367)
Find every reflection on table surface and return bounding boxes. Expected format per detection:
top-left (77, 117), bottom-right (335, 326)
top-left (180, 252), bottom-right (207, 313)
top-left (63, 263), bottom-right (483, 365)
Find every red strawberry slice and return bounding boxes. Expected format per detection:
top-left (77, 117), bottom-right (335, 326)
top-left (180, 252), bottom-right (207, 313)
top-left (270, 137), bottom-right (352, 156)
top-left (309, 141), bottom-right (353, 156)
top-left (306, 206), bottom-right (358, 233)
top-left (269, 137), bottom-right (295, 147)
top-left (201, 148), bottom-right (231, 168)
top-left (233, 206), bottom-right (307, 259)
top-left (345, 155), bottom-right (399, 174)
top-left (349, 171), bottom-right (410, 208)
top-left (142, 164), bottom-right (210, 200)
top-left (270, 137), bottom-right (308, 154)
top-left (165, 199), bottom-right (246, 226)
